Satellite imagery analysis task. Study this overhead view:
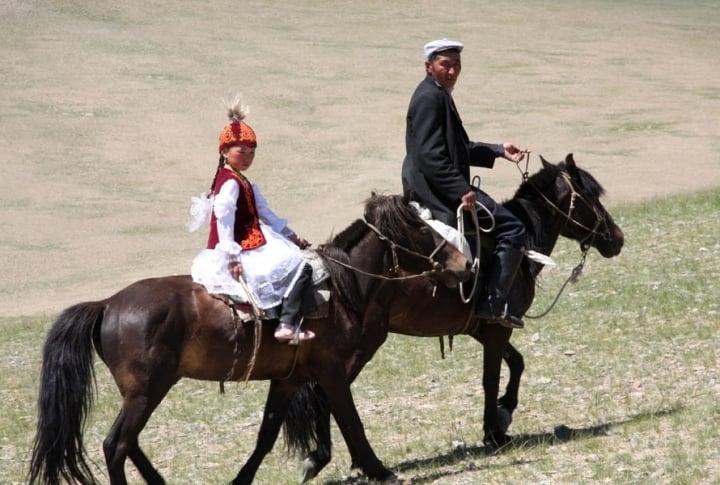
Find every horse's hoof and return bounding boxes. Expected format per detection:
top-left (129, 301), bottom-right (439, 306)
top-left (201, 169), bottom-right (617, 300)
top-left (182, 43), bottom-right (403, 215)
top-left (497, 406), bottom-right (513, 433)
top-left (378, 471), bottom-right (400, 482)
top-left (483, 431), bottom-right (513, 451)
top-left (298, 457), bottom-right (318, 483)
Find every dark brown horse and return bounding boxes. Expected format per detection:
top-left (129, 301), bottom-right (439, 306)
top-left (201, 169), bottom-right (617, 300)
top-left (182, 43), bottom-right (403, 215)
top-left (28, 193), bottom-right (472, 485)
top-left (282, 154), bottom-right (625, 481)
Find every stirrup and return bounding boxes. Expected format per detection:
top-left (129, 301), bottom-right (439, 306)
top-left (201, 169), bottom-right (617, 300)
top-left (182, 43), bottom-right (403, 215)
top-left (476, 298), bottom-right (524, 329)
top-left (498, 312), bottom-right (524, 329)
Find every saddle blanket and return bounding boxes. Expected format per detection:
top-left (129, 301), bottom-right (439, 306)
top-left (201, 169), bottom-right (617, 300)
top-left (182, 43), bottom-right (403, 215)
top-left (410, 201), bottom-right (473, 260)
top-left (228, 249), bottom-right (331, 322)
top-left (409, 202), bottom-right (555, 267)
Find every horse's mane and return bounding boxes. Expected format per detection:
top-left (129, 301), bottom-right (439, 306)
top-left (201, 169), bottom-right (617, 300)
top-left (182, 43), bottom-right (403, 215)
top-left (317, 194), bottom-right (419, 314)
top-left (368, 193), bottom-right (430, 247)
top-left (318, 219), bottom-right (368, 314)
top-left (513, 161), bottom-right (605, 201)
top-left (325, 219), bottom-right (369, 253)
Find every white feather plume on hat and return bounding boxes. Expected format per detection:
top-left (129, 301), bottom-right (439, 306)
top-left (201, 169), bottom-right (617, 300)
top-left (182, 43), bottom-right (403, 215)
top-left (223, 93), bottom-right (250, 121)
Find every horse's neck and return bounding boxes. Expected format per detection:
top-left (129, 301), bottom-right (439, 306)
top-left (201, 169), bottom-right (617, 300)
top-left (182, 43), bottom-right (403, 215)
top-left (508, 197), bottom-right (564, 277)
top-left (350, 235), bottom-right (393, 301)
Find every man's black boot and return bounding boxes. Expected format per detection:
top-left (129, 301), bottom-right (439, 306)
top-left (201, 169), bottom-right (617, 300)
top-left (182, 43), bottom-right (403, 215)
top-left (475, 246), bottom-right (525, 329)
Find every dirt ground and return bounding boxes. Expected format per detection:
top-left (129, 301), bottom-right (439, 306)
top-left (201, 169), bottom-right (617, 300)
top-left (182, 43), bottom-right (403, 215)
top-left (1, 0), bottom-right (719, 318)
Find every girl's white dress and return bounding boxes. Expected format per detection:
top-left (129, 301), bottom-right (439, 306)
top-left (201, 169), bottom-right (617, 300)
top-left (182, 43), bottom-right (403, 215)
top-left (189, 178), bottom-right (304, 309)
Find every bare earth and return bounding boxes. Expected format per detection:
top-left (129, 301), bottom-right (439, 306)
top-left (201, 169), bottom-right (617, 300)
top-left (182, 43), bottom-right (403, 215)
top-left (1, 0), bottom-right (719, 318)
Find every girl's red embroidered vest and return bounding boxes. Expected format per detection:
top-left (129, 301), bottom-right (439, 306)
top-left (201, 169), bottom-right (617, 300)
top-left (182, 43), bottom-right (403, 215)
top-left (206, 167), bottom-right (267, 251)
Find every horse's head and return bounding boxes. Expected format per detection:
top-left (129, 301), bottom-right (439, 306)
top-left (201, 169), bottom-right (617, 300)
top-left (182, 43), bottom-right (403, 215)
top-left (536, 154), bottom-right (624, 258)
top-left (363, 192), bottom-right (472, 287)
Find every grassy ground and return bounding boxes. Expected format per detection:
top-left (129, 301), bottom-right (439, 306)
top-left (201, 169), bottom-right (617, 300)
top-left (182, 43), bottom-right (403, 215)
top-left (2, 189), bottom-right (718, 484)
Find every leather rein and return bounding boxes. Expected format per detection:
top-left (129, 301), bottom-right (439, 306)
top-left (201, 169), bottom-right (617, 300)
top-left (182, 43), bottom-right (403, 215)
top-left (521, 165), bottom-right (610, 319)
top-left (321, 219), bottom-right (451, 283)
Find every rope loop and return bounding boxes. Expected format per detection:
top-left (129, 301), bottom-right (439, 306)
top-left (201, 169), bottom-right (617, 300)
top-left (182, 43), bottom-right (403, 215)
top-left (456, 201), bottom-right (494, 304)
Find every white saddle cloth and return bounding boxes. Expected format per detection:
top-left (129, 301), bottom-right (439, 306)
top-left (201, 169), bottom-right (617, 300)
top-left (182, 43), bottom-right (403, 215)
top-left (409, 202), bottom-right (473, 260)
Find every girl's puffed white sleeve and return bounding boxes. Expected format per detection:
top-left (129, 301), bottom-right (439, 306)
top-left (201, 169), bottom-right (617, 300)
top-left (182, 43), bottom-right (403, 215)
top-left (213, 179), bottom-right (243, 259)
top-left (252, 183), bottom-right (290, 234)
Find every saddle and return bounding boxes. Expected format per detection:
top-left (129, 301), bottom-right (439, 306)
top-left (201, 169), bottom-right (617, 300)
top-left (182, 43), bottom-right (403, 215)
top-left (224, 249), bottom-right (331, 322)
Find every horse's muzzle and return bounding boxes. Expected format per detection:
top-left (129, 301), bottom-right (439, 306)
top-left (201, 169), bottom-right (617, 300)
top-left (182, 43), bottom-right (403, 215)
top-left (596, 225), bottom-right (624, 258)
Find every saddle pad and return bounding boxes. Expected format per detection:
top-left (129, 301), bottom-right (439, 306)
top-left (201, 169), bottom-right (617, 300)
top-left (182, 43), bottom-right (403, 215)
top-left (231, 280), bottom-right (330, 322)
top-left (409, 201), bottom-right (473, 259)
top-left (302, 248), bottom-right (330, 284)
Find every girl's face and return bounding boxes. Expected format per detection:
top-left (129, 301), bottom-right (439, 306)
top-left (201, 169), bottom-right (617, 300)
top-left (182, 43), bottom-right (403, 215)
top-left (223, 145), bottom-right (256, 172)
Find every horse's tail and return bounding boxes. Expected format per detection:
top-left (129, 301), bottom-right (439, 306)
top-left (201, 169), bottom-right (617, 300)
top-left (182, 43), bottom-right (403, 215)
top-left (283, 382), bottom-right (330, 457)
top-left (28, 302), bottom-right (105, 485)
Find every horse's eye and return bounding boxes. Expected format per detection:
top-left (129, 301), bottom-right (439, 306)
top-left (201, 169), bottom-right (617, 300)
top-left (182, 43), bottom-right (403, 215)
top-left (419, 226), bottom-right (431, 235)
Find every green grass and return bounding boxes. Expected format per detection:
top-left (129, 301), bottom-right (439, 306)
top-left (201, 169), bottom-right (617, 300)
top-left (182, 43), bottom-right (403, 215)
top-left (2, 189), bottom-right (719, 484)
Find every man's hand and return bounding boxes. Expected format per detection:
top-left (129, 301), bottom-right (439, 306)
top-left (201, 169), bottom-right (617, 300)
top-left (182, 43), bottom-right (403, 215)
top-left (502, 143), bottom-right (528, 163)
top-left (460, 190), bottom-right (476, 210)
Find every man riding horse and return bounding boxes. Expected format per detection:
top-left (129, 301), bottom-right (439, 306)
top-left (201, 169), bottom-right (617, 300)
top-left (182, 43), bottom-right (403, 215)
top-left (402, 38), bottom-right (529, 329)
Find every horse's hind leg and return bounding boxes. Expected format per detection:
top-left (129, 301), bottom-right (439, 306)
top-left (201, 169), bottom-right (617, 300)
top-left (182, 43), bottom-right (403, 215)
top-left (128, 447), bottom-right (164, 484)
top-left (232, 381), bottom-right (300, 485)
top-left (300, 403), bottom-right (332, 482)
top-left (103, 391), bottom-right (171, 485)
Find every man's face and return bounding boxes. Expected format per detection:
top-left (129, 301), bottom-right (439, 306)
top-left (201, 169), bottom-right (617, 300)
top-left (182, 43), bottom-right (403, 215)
top-left (426, 50), bottom-right (462, 90)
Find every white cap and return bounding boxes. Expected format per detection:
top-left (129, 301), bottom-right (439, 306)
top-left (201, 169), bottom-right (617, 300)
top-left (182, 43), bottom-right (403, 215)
top-left (423, 38), bottom-right (464, 60)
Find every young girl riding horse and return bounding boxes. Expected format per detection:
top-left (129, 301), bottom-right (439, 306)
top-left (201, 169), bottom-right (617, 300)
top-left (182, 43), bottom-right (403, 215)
top-left (189, 95), bottom-right (316, 342)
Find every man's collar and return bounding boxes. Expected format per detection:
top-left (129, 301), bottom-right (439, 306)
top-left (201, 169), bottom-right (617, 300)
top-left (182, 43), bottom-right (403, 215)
top-left (430, 76), bottom-right (453, 94)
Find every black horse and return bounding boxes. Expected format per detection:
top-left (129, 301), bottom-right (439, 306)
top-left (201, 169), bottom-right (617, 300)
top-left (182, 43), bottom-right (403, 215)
top-left (282, 154), bottom-right (625, 481)
top-left (28, 193), bottom-right (472, 485)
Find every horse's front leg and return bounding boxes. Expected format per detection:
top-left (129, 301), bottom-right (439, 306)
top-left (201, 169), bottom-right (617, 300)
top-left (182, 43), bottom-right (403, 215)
top-left (232, 380), bottom-right (300, 485)
top-left (497, 341), bottom-right (525, 433)
top-left (479, 325), bottom-right (514, 448)
top-left (317, 373), bottom-right (396, 482)
top-left (299, 355), bottom-right (384, 479)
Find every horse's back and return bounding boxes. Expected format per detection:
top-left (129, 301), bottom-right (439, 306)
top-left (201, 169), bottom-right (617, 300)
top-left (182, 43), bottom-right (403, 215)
top-left (105, 274), bottom-right (194, 299)
top-left (100, 275), bottom-right (201, 344)
top-left (96, 275), bottom-right (229, 381)
top-left (96, 274), bottom-right (303, 383)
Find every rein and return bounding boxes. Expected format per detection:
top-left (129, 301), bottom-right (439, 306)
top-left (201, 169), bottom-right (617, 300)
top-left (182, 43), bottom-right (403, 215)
top-left (520, 161), bottom-right (607, 246)
top-left (321, 219), bottom-right (451, 283)
top-left (524, 247), bottom-right (588, 319)
top-left (517, 157), bottom-right (607, 319)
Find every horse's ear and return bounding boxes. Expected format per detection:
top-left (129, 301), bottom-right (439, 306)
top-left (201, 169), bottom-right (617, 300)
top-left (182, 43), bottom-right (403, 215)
top-left (402, 190), bottom-right (413, 205)
top-left (364, 192), bottom-right (379, 223)
top-left (565, 153), bottom-right (579, 177)
top-left (539, 154), bottom-right (552, 169)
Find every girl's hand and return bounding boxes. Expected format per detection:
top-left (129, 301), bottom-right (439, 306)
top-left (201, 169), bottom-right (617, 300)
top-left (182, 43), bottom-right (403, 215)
top-left (228, 261), bottom-right (243, 280)
top-left (291, 234), bottom-right (311, 249)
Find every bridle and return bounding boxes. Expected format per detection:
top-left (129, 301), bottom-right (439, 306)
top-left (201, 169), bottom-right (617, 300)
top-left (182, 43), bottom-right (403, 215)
top-left (321, 219), bottom-right (451, 282)
top-left (530, 170), bottom-right (611, 252)
top-left (522, 168), bottom-right (612, 319)
top-left (365, 221), bottom-right (450, 276)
